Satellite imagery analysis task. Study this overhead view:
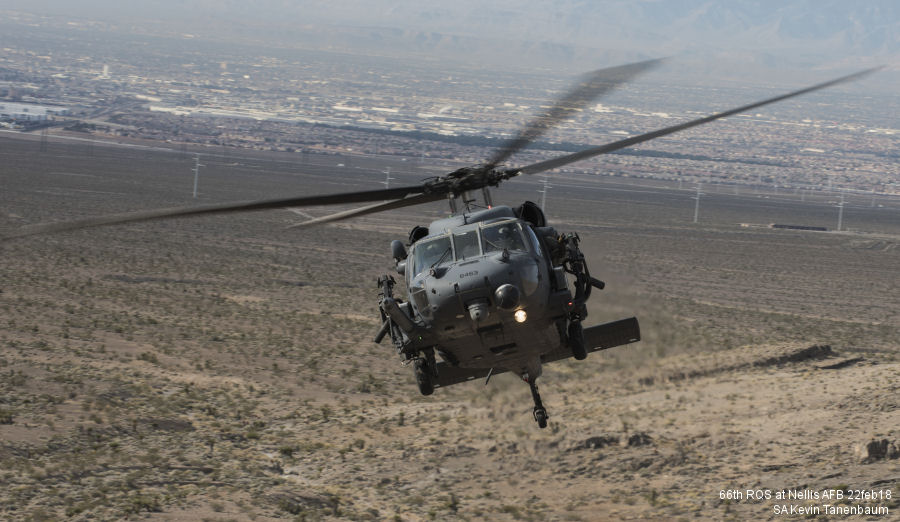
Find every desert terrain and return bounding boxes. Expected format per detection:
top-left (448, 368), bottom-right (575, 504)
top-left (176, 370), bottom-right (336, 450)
top-left (1, 132), bottom-right (898, 520)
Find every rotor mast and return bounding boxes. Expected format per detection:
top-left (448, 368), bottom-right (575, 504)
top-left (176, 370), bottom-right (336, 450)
top-left (454, 187), bottom-right (495, 214)
top-left (442, 165), bottom-right (512, 215)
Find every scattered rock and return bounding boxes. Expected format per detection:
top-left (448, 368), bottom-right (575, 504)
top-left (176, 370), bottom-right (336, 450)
top-left (629, 457), bottom-right (655, 471)
top-left (487, 443), bottom-right (519, 454)
top-left (96, 387), bottom-right (133, 406)
top-left (264, 460), bottom-right (283, 474)
top-left (442, 444), bottom-right (478, 458)
top-left (763, 463), bottom-right (798, 472)
top-left (857, 439), bottom-right (900, 463)
top-left (575, 435), bottom-right (620, 451)
top-left (627, 432), bottom-right (653, 447)
top-left (752, 344), bottom-right (833, 367)
top-left (219, 431), bottom-right (246, 442)
top-left (137, 418), bottom-right (194, 432)
top-left (268, 491), bottom-right (339, 516)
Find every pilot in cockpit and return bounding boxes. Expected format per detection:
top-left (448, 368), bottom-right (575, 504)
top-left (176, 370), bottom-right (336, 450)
top-left (484, 223), bottom-right (525, 253)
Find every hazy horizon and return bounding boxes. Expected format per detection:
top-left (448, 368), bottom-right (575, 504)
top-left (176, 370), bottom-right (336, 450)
top-left (2, 0), bottom-right (897, 87)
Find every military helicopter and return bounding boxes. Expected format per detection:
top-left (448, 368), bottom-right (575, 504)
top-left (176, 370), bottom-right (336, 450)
top-left (4, 60), bottom-right (878, 428)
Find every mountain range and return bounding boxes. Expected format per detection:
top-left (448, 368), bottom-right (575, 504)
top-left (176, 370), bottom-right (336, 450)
top-left (4, 1), bottom-right (898, 79)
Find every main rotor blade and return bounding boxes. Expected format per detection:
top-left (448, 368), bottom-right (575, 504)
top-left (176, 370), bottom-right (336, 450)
top-left (485, 57), bottom-right (665, 169)
top-left (519, 66), bottom-right (882, 176)
top-left (2, 185), bottom-right (428, 241)
top-left (286, 192), bottom-right (446, 229)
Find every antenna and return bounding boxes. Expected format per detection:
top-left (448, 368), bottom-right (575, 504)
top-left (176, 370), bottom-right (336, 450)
top-left (692, 182), bottom-right (704, 223)
top-left (192, 154), bottom-right (205, 198)
top-left (481, 186), bottom-right (494, 208)
top-left (461, 191), bottom-right (478, 212)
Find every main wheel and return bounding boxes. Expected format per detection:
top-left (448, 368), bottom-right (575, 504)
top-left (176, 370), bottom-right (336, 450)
top-left (414, 358), bottom-right (434, 396)
top-left (568, 322), bottom-right (587, 360)
top-left (534, 408), bottom-right (548, 429)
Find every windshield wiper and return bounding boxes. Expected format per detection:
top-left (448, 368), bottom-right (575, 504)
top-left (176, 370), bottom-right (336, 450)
top-left (484, 238), bottom-right (503, 251)
top-left (429, 247), bottom-right (451, 273)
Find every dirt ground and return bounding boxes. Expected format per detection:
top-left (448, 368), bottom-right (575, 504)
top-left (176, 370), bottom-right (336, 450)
top-left (1, 133), bottom-right (898, 520)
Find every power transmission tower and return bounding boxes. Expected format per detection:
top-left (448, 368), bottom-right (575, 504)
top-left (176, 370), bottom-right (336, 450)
top-left (693, 183), bottom-right (704, 223)
top-left (382, 167), bottom-right (394, 190)
top-left (836, 190), bottom-right (845, 231)
top-left (192, 154), bottom-right (205, 198)
top-left (538, 174), bottom-right (551, 212)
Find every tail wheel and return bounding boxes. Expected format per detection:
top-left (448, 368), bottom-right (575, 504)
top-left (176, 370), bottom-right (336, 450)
top-left (414, 358), bottom-right (434, 396)
top-left (568, 322), bottom-right (587, 360)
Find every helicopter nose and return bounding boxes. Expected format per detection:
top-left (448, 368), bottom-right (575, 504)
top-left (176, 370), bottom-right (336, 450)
top-left (494, 283), bottom-right (521, 310)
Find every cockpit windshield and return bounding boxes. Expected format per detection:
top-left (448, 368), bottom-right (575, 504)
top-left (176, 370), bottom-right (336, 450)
top-left (410, 222), bottom-right (529, 277)
top-left (412, 236), bottom-right (451, 276)
top-left (482, 222), bottom-right (526, 253)
top-left (453, 230), bottom-right (480, 260)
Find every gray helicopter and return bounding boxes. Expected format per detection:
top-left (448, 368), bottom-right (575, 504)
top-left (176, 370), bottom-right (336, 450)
top-left (375, 200), bottom-right (631, 428)
top-left (4, 60), bottom-right (879, 428)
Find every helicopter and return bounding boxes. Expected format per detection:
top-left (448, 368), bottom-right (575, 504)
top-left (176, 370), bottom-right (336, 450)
top-left (3, 59), bottom-right (879, 428)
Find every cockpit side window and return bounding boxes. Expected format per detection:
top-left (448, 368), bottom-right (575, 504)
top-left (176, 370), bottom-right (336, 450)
top-left (524, 225), bottom-right (544, 257)
top-left (453, 230), bottom-right (480, 261)
top-left (412, 236), bottom-right (452, 276)
top-left (482, 222), bottom-right (526, 254)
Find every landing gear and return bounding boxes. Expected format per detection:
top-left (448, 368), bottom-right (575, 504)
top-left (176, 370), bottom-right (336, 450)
top-left (534, 408), bottom-right (548, 429)
top-left (524, 374), bottom-right (549, 429)
top-left (568, 321), bottom-right (586, 360)
top-left (414, 349), bottom-right (437, 396)
top-left (414, 358), bottom-right (433, 396)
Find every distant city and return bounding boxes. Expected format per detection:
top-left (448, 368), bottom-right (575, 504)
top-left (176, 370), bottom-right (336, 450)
top-left (1, 9), bottom-right (897, 195)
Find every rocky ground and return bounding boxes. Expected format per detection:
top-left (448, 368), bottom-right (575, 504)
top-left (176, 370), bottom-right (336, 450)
top-left (1, 134), bottom-right (898, 520)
